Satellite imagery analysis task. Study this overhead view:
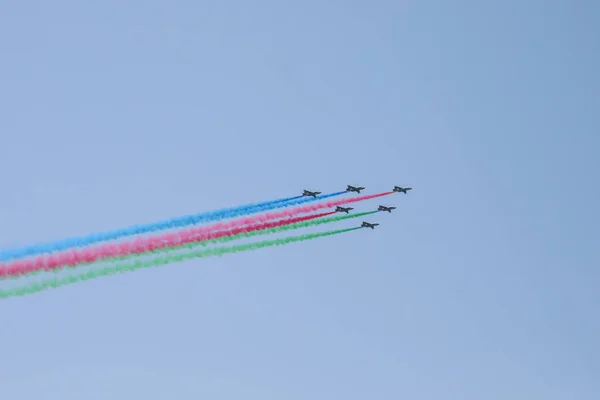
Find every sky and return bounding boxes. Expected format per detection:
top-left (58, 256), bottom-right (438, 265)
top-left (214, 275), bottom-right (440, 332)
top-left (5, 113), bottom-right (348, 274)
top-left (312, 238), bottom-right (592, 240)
top-left (0, 0), bottom-right (598, 399)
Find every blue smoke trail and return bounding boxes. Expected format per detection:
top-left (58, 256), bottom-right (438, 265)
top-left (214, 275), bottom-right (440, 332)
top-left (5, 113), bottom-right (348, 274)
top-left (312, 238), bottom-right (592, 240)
top-left (0, 191), bottom-right (346, 262)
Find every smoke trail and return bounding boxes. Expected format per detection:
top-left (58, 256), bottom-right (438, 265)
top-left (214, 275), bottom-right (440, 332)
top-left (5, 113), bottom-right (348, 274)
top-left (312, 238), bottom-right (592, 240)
top-left (5, 211), bottom-right (377, 280)
top-left (0, 211), bottom-right (336, 278)
top-left (0, 191), bottom-right (384, 277)
top-left (238, 191), bottom-right (393, 224)
top-left (0, 191), bottom-right (347, 262)
top-left (0, 227), bottom-right (361, 299)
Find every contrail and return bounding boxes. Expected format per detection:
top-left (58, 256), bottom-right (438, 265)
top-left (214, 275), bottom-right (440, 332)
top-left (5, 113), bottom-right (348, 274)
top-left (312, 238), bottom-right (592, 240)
top-left (0, 191), bottom-right (347, 262)
top-left (0, 227), bottom-right (361, 299)
top-left (0, 211), bottom-right (336, 278)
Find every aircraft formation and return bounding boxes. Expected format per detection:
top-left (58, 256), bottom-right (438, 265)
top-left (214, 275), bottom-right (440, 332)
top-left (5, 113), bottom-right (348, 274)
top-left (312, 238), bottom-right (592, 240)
top-left (302, 184), bottom-right (413, 230)
top-left (0, 183), bottom-right (412, 298)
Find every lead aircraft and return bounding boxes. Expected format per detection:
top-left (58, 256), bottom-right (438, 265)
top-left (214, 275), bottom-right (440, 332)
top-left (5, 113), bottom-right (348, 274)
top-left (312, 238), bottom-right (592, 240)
top-left (393, 186), bottom-right (412, 194)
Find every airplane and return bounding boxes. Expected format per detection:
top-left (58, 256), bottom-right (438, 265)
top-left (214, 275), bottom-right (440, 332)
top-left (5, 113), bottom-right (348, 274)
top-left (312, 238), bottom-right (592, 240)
top-left (346, 185), bottom-right (365, 193)
top-left (393, 186), bottom-right (412, 194)
top-left (378, 205), bottom-right (396, 213)
top-left (361, 221), bottom-right (379, 229)
top-left (302, 189), bottom-right (321, 198)
top-left (335, 206), bottom-right (353, 214)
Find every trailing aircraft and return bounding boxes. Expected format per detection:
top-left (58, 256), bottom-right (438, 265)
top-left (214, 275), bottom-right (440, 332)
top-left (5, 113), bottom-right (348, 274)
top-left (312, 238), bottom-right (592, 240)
top-left (378, 205), bottom-right (396, 213)
top-left (361, 221), bottom-right (379, 229)
top-left (346, 185), bottom-right (365, 193)
top-left (335, 206), bottom-right (353, 214)
top-left (302, 190), bottom-right (321, 198)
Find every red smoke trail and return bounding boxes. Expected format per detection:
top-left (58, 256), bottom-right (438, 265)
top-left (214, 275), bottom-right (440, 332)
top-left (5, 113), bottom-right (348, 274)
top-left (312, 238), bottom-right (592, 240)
top-left (0, 211), bottom-right (336, 278)
top-left (249, 191), bottom-right (394, 222)
top-left (0, 191), bottom-right (392, 278)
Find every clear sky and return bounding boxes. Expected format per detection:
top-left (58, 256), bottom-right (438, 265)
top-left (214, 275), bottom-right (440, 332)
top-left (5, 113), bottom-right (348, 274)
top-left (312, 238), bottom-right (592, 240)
top-left (1, 1), bottom-right (598, 399)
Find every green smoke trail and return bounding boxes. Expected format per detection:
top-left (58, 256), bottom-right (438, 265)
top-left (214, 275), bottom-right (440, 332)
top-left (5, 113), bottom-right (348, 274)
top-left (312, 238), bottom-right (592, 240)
top-left (0, 227), bottom-right (361, 299)
top-left (8, 210), bottom-right (377, 280)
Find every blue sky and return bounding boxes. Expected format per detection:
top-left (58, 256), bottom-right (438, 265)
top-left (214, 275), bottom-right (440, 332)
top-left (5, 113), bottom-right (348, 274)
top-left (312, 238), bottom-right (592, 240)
top-left (1, 0), bottom-right (598, 398)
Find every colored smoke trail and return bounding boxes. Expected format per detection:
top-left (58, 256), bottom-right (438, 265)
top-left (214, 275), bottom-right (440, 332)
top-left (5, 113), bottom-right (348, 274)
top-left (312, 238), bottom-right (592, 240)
top-left (0, 211), bottom-right (336, 278)
top-left (0, 191), bottom-right (346, 262)
top-left (0, 227), bottom-right (361, 299)
top-left (6, 211), bottom-right (377, 280)
top-left (239, 191), bottom-right (393, 223)
top-left (0, 190), bottom-right (381, 277)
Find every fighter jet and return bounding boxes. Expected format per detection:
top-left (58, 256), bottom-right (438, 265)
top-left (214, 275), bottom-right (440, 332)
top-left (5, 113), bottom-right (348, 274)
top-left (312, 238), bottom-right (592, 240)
top-left (346, 185), bottom-right (365, 193)
top-left (393, 186), bottom-right (412, 194)
top-left (378, 205), bottom-right (396, 213)
top-left (302, 189), bottom-right (321, 198)
top-left (335, 206), bottom-right (353, 214)
top-left (361, 221), bottom-right (379, 229)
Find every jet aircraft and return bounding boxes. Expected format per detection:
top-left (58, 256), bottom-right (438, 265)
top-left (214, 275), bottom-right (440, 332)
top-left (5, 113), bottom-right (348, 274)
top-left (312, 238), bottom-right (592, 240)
top-left (335, 206), bottom-right (353, 214)
top-left (302, 189), bottom-right (321, 198)
top-left (393, 186), bottom-right (412, 194)
top-left (378, 205), bottom-right (396, 213)
top-left (346, 185), bottom-right (365, 193)
top-left (361, 221), bottom-right (379, 229)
